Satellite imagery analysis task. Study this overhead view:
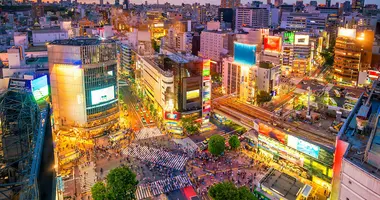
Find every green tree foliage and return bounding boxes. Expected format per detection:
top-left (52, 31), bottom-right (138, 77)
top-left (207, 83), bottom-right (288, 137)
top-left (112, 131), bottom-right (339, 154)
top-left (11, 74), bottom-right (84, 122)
top-left (152, 39), bottom-right (160, 52)
top-left (208, 135), bottom-right (225, 156)
top-left (106, 166), bottom-right (139, 200)
top-left (91, 182), bottom-right (107, 200)
top-left (320, 47), bottom-right (334, 66)
top-left (181, 116), bottom-right (200, 135)
top-left (256, 90), bottom-right (272, 105)
top-left (228, 135), bottom-right (240, 150)
top-left (91, 166), bottom-right (138, 200)
top-left (209, 182), bottom-right (256, 200)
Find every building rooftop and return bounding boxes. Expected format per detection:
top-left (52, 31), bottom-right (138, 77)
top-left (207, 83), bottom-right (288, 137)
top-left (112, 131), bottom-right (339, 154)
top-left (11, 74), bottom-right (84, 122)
top-left (32, 28), bottom-right (67, 34)
top-left (339, 80), bottom-right (380, 179)
top-left (49, 38), bottom-right (115, 46)
top-left (260, 169), bottom-right (305, 200)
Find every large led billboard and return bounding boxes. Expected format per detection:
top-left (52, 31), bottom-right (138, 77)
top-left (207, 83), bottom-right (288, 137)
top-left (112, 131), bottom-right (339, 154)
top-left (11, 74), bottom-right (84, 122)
top-left (294, 35), bottom-right (310, 45)
top-left (31, 75), bottom-right (49, 101)
top-left (186, 90), bottom-right (200, 100)
top-left (287, 135), bottom-right (320, 159)
top-left (264, 36), bottom-right (281, 52)
top-left (337, 28), bottom-right (356, 39)
top-left (91, 86), bottom-right (115, 105)
top-left (283, 31), bottom-right (295, 44)
top-left (233, 42), bottom-right (256, 66)
top-left (258, 122), bottom-right (287, 144)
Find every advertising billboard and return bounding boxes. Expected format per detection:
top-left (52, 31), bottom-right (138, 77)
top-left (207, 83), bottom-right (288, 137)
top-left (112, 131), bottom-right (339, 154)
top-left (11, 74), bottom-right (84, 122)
top-left (264, 36), bottom-right (281, 52)
top-left (91, 86), bottom-right (115, 105)
top-left (287, 135), bottom-right (320, 159)
top-left (8, 78), bottom-right (31, 90)
top-left (31, 75), bottom-right (49, 101)
top-left (234, 42), bottom-right (256, 66)
top-left (186, 90), bottom-right (200, 100)
top-left (165, 111), bottom-right (180, 121)
top-left (294, 35), bottom-right (310, 45)
top-left (337, 28), bottom-right (356, 39)
top-left (283, 32), bottom-right (295, 44)
top-left (258, 122), bottom-right (287, 144)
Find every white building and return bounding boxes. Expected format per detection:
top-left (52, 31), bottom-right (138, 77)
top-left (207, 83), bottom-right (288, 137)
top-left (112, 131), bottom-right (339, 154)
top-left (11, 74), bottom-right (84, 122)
top-left (199, 30), bottom-right (228, 62)
top-left (14, 32), bottom-right (29, 49)
top-left (32, 29), bottom-right (69, 46)
top-left (280, 12), bottom-right (327, 33)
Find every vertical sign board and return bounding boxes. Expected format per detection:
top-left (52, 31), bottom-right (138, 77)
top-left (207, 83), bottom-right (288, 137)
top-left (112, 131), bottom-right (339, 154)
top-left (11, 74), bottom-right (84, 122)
top-left (201, 59), bottom-right (211, 132)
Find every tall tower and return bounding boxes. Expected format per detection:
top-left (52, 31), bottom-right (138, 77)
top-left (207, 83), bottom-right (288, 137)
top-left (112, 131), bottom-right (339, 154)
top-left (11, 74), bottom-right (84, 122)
top-left (326, 0), bottom-right (331, 7)
top-left (123, 0), bottom-right (128, 10)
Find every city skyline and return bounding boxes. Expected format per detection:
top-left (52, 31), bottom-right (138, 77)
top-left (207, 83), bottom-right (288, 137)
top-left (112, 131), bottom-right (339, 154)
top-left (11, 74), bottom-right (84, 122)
top-left (33, 0), bottom-right (380, 6)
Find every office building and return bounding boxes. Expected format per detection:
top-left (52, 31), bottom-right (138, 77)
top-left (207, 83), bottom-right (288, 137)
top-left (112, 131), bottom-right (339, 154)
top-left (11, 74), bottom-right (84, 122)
top-left (274, 0), bottom-right (283, 7)
top-left (235, 8), bottom-right (269, 31)
top-left (342, 1), bottom-right (351, 12)
top-left (333, 28), bottom-right (360, 84)
top-left (281, 32), bottom-right (311, 76)
top-left (326, 0), bottom-right (331, 7)
top-left (310, 1), bottom-right (317, 7)
top-left (352, 0), bottom-right (364, 12)
top-left (199, 30), bottom-right (228, 63)
top-left (48, 38), bottom-right (119, 137)
top-left (218, 8), bottom-right (235, 30)
top-left (221, 0), bottom-right (240, 8)
top-left (136, 53), bottom-right (209, 135)
top-left (331, 81), bottom-right (380, 200)
top-left (123, 0), bottom-right (129, 10)
top-left (32, 29), bottom-right (69, 46)
top-left (280, 12), bottom-right (327, 32)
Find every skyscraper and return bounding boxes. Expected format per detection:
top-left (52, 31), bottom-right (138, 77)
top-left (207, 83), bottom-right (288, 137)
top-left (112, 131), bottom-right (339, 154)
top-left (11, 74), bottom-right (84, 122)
top-left (352, 0), bottom-right (365, 12)
top-left (326, 0), bottom-right (331, 7)
top-left (274, 0), bottom-right (283, 7)
top-left (115, 0), bottom-right (119, 6)
top-left (220, 0), bottom-right (240, 8)
top-left (123, 0), bottom-right (129, 10)
top-left (310, 1), bottom-right (317, 7)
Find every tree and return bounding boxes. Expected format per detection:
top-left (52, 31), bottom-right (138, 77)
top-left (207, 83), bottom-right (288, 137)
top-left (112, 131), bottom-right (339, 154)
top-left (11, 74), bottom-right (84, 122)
top-left (256, 90), bottom-right (272, 105)
top-left (208, 135), bottom-right (225, 156)
top-left (91, 182), bottom-right (107, 200)
top-left (181, 116), bottom-right (200, 135)
top-left (151, 39), bottom-right (160, 52)
top-left (209, 182), bottom-right (256, 200)
top-left (106, 166), bottom-right (138, 200)
top-left (228, 135), bottom-right (240, 150)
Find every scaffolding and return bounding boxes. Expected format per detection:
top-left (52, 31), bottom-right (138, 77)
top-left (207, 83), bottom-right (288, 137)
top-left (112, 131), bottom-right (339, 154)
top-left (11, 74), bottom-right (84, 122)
top-left (0, 87), bottom-right (47, 200)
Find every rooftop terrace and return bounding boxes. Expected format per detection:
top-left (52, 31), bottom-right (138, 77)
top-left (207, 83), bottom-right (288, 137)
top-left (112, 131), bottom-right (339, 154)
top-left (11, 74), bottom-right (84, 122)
top-left (49, 38), bottom-right (115, 46)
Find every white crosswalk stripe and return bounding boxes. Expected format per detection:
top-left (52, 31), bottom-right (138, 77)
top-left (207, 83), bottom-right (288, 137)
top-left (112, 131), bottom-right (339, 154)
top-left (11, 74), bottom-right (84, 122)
top-left (172, 137), bottom-right (199, 156)
top-left (134, 127), bottom-right (163, 140)
top-left (135, 175), bottom-right (192, 200)
top-left (122, 144), bottom-right (188, 170)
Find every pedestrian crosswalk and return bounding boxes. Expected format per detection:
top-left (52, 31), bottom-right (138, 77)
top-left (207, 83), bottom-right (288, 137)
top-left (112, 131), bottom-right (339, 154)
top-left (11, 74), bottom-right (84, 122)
top-left (79, 162), bottom-right (97, 193)
top-left (134, 127), bottom-right (163, 140)
top-left (122, 144), bottom-right (188, 170)
top-left (136, 174), bottom-right (192, 200)
top-left (172, 137), bottom-right (199, 156)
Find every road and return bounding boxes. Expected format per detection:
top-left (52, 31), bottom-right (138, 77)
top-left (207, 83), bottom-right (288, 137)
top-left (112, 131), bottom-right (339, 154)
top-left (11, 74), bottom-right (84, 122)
top-left (119, 85), bottom-right (144, 130)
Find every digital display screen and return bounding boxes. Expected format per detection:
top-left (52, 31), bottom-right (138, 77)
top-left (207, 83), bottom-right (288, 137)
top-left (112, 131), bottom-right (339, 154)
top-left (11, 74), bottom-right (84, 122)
top-left (264, 36), bottom-right (281, 52)
top-left (338, 28), bottom-right (356, 39)
top-left (234, 42), bottom-right (256, 66)
top-left (283, 32), bottom-right (295, 44)
top-left (187, 90), bottom-right (200, 100)
top-left (287, 135), bottom-right (320, 159)
top-left (294, 35), bottom-right (310, 45)
top-left (258, 122), bottom-right (287, 144)
top-left (165, 111), bottom-right (180, 120)
top-left (31, 75), bottom-right (49, 101)
top-left (91, 86), bottom-right (115, 105)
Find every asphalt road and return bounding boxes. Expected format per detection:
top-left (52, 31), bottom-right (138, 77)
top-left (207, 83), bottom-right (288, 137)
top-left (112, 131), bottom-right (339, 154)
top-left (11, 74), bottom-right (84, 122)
top-left (119, 85), bottom-right (144, 130)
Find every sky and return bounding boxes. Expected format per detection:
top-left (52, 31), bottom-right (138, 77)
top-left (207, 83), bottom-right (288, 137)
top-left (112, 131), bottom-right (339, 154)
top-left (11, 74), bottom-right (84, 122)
top-left (61, 0), bottom-right (380, 7)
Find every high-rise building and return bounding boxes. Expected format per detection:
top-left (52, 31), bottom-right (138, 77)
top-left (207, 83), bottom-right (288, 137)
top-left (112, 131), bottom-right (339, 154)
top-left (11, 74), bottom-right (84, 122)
top-left (220, 0), bottom-right (240, 8)
top-left (343, 1), bottom-right (351, 12)
top-left (310, 0), bottom-right (317, 7)
top-left (123, 0), bottom-right (129, 10)
top-left (218, 8), bottom-right (235, 30)
top-left (48, 38), bottom-right (119, 137)
top-left (326, 0), bottom-right (331, 7)
top-left (274, 0), bottom-right (283, 7)
top-left (267, 0), bottom-right (271, 5)
top-left (235, 7), bottom-right (269, 31)
top-left (333, 28), bottom-right (360, 84)
top-left (199, 30), bottom-right (228, 62)
top-left (115, 0), bottom-right (119, 6)
top-left (352, 0), bottom-right (364, 12)
top-left (331, 81), bottom-right (380, 200)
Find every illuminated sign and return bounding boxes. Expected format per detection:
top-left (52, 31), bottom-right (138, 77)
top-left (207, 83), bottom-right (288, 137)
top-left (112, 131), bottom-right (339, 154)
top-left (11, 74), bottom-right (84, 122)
top-left (153, 23), bottom-right (164, 27)
top-left (201, 59), bottom-right (212, 132)
top-left (264, 36), bottom-right (281, 52)
top-left (287, 135), bottom-right (320, 159)
top-left (337, 28), bottom-right (356, 39)
top-left (31, 75), bottom-right (49, 101)
top-left (258, 122), bottom-right (287, 144)
top-left (283, 31), bottom-right (295, 44)
top-left (91, 86), bottom-right (115, 105)
top-left (8, 79), bottom-right (30, 89)
top-left (294, 35), bottom-right (310, 45)
top-left (165, 111), bottom-right (180, 121)
top-left (186, 90), bottom-right (200, 100)
top-left (233, 42), bottom-right (256, 66)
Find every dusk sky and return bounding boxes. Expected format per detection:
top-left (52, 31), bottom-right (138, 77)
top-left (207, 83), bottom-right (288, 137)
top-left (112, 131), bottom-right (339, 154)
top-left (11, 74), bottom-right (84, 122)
top-left (69, 0), bottom-right (380, 6)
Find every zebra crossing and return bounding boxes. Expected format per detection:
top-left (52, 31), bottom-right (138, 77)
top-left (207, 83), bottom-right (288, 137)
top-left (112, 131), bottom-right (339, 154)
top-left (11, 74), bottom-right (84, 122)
top-left (172, 137), bottom-right (199, 156)
top-left (135, 174), bottom-right (192, 200)
top-left (134, 127), bottom-right (163, 140)
top-left (122, 144), bottom-right (188, 170)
